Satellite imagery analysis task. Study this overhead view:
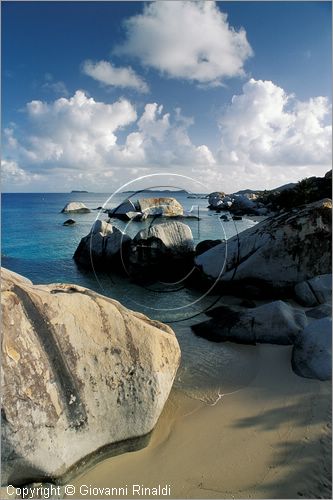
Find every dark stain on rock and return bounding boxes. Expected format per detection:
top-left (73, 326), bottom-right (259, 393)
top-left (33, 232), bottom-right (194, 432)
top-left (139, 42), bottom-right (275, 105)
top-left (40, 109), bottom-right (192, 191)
top-left (12, 285), bottom-right (87, 430)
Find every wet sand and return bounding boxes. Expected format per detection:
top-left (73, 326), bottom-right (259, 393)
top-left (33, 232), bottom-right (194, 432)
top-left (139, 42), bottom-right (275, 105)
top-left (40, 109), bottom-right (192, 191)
top-left (69, 345), bottom-right (331, 499)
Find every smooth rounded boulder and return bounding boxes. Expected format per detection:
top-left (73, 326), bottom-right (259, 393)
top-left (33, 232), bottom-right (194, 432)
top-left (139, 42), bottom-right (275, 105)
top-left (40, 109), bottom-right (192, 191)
top-left (294, 274), bottom-right (332, 306)
top-left (1, 268), bottom-right (181, 485)
top-left (192, 300), bottom-right (308, 345)
top-left (61, 202), bottom-right (91, 214)
top-left (195, 199), bottom-right (332, 291)
top-left (73, 220), bottom-right (131, 269)
top-left (137, 197), bottom-right (183, 217)
top-left (292, 317), bottom-right (332, 381)
top-left (128, 221), bottom-right (194, 281)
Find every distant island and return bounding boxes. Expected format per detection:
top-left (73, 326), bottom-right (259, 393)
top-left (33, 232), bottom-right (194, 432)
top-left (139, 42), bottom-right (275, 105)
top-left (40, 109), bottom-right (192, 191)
top-left (121, 188), bottom-right (189, 194)
top-left (71, 190), bottom-right (89, 193)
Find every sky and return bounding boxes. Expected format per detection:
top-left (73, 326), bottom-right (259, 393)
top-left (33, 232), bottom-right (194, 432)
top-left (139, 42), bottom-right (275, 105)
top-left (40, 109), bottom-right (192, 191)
top-left (2, 0), bottom-right (332, 193)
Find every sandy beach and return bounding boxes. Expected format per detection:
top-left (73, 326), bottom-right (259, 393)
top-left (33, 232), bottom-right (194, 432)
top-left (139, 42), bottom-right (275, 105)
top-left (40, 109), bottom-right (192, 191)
top-left (69, 344), bottom-right (331, 499)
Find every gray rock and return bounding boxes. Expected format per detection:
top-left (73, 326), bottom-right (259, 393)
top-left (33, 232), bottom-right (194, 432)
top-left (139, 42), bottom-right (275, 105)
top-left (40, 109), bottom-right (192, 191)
top-left (195, 199), bottom-right (332, 290)
top-left (192, 301), bottom-right (308, 345)
top-left (294, 274), bottom-right (332, 306)
top-left (306, 303), bottom-right (332, 319)
top-left (292, 317), bottom-right (332, 381)
top-left (108, 200), bottom-right (138, 219)
top-left (1, 268), bottom-right (180, 485)
top-left (137, 197), bottom-right (184, 217)
top-left (63, 219), bottom-right (76, 226)
top-left (128, 221), bottom-right (194, 280)
top-left (133, 221), bottom-right (194, 254)
top-left (195, 240), bottom-right (222, 257)
top-left (124, 211), bottom-right (144, 221)
top-left (73, 221), bottom-right (131, 268)
top-left (208, 192), bottom-right (226, 209)
top-left (61, 202), bottom-right (90, 214)
top-left (230, 194), bottom-right (257, 213)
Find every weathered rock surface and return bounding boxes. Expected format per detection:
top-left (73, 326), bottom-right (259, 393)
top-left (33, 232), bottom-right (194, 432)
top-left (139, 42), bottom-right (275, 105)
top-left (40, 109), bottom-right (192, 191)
top-left (195, 199), bottom-right (332, 291)
top-left (294, 274), bottom-right (332, 307)
top-left (1, 268), bottom-right (180, 485)
top-left (292, 317), bottom-right (332, 381)
top-left (137, 197), bottom-right (183, 217)
top-left (208, 192), bottom-right (226, 209)
top-left (192, 301), bottom-right (307, 345)
top-left (305, 303), bottom-right (332, 320)
top-left (128, 221), bottom-right (195, 281)
top-left (133, 221), bottom-right (194, 255)
top-left (61, 202), bottom-right (90, 214)
top-left (73, 220), bottom-right (131, 269)
top-left (108, 200), bottom-right (139, 220)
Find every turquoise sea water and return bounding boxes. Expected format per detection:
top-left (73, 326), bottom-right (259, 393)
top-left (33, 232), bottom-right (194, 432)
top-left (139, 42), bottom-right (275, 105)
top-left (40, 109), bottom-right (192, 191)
top-left (2, 191), bottom-right (259, 402)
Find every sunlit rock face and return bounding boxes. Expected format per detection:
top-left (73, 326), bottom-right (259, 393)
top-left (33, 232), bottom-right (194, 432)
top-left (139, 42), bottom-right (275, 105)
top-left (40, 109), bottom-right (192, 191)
top-left (1, 268), bottom-right (180, 485)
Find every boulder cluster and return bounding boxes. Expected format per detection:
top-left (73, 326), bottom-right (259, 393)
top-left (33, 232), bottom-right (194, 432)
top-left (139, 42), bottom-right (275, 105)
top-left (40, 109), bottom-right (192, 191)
top-left (108, 197), bottom-right (184, 221)
top-left (208, 191), bottom-right (269, 215)
top-left (74, 219), bottom-right (195, 282)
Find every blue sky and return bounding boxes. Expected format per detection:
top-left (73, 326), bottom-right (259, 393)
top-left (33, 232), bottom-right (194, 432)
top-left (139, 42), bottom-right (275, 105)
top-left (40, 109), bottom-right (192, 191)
top-left (2, 1), bottom-right (332, 192)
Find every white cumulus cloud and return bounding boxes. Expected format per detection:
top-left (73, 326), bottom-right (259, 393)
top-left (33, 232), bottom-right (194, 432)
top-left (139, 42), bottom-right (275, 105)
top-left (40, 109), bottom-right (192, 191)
top-left (116, 1), bottom-right (253, 86)
top-left (1, 159), bottom-right (41, 185)
top-left (3, 91), bottom-right (215, 190)
top-left (20, 90), bottom-right (138, 167)
top-left (82, 60), bottom-right (149, 93)
top-left (218, 78), bottom-right (332, 170)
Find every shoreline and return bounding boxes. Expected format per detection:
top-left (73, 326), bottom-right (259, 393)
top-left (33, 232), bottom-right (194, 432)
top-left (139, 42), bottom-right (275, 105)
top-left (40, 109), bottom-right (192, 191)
top-left (69, 344), bottom-right (331, 499)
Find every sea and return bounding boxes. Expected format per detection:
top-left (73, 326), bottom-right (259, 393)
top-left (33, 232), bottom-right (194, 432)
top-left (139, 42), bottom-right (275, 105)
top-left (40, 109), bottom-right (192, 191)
top-left (2, 191), bottom-right (260, 403)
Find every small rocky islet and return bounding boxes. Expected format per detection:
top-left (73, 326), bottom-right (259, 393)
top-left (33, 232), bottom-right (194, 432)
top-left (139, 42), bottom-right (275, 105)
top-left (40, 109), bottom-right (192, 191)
top-left (1, 170), bottom-right (331, 491)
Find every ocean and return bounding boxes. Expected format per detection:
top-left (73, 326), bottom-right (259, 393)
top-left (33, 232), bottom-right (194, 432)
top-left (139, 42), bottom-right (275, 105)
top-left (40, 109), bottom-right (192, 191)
top-left (2, 191), bottom-right (259, 402)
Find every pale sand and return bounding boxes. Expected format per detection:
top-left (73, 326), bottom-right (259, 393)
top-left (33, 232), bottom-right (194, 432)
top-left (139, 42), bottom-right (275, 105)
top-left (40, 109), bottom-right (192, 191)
top-left (70, 345), bottom-right (331, 499)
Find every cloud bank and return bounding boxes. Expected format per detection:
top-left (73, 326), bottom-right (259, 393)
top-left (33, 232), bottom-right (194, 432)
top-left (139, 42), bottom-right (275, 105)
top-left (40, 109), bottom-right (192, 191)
top-left (2, 81), bottom-right (331, 192)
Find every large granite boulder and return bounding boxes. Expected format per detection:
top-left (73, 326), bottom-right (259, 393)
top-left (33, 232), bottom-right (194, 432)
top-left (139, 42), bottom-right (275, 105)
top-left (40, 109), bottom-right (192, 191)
top-left (133, 221), bottom-right (194, 255)
top-left (195, 199), bottom-right (332, 291)
top-left (138, 197), bottom-right (183, 217)
top-left (128, 221), bottom-right (194, 281)
top-left (292, 317), bottom-right (332, 381)
top-left (61, 202), bottom-right (90, 214)
top-left (192, 300), bottom-right (307, 345)
top-left (294, 274), bottom-right (332, 307)
top-left (73, 220), bottom-right (131, 269)
top-left (1, 268), bottom-right (180, 485)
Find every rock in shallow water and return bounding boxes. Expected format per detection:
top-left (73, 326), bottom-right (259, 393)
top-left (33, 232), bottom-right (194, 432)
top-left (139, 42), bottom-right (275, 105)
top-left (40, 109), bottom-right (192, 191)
top-left (137, 197), bottom-right (183, 217)
top-left (73, 220), bottom-right (131, 269)
top-left (128, 221), bottom-right (195, 281)
top-left (63, 219), bottom-right (76, 226)
top-left (61, 202), bottom-right (90, 214)
top-left (1, 268), bottom-right (180, 485)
